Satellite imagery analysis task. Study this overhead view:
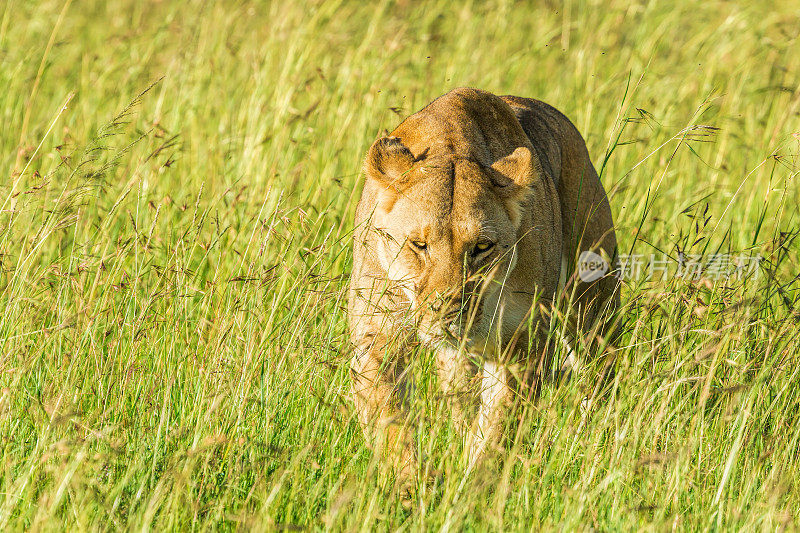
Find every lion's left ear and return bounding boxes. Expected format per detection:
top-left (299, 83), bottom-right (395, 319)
top-left (490, 146), bottom-right (538, 189)
top-left (490, 146), bottom-right (542, 226)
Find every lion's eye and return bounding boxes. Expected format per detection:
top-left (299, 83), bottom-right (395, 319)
top-left (410, 240), bottom-right (427, 251)
top-left (473, 241), bottom-right (495, 255)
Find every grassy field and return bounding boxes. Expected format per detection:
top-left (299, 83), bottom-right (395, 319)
top-left (2, 0), bottom-right (800, 530)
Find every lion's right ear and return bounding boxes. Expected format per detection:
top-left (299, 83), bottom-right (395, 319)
top-left (364, 136), bottom-right (416, 187)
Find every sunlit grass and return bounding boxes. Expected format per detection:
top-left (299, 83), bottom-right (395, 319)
top-left (1, 0), bottom-right (799, 529)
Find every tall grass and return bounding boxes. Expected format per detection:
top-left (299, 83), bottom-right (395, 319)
top-left (1, 0), bottom-right (799, 529)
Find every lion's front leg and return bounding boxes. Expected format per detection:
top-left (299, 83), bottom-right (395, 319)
top-left (350, 335), bottom-right (416, 485)
top-left (466, 360), bottom-right (513, 469)
top-left (435, 345), bottom-right (479, 433)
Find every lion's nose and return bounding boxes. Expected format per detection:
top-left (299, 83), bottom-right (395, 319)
top-left (442, 299), bottom-right (482, 327)
top-left (429, 285), bottom-right (483, 328)
top-left (445, 307), bottom-right (484, 340)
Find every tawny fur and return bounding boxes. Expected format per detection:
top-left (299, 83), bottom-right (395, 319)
top-left (348, 88), bottom-right (619, 487)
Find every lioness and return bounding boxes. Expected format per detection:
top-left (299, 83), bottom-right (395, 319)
top-left (348, 88), bottom-right (619, 485)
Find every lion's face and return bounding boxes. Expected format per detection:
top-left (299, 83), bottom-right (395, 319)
top-left (365, 137), bottom-right (538, 347)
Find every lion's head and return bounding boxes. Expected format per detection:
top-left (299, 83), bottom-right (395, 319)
top-left (363, 136), bottom-right (543, 348)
